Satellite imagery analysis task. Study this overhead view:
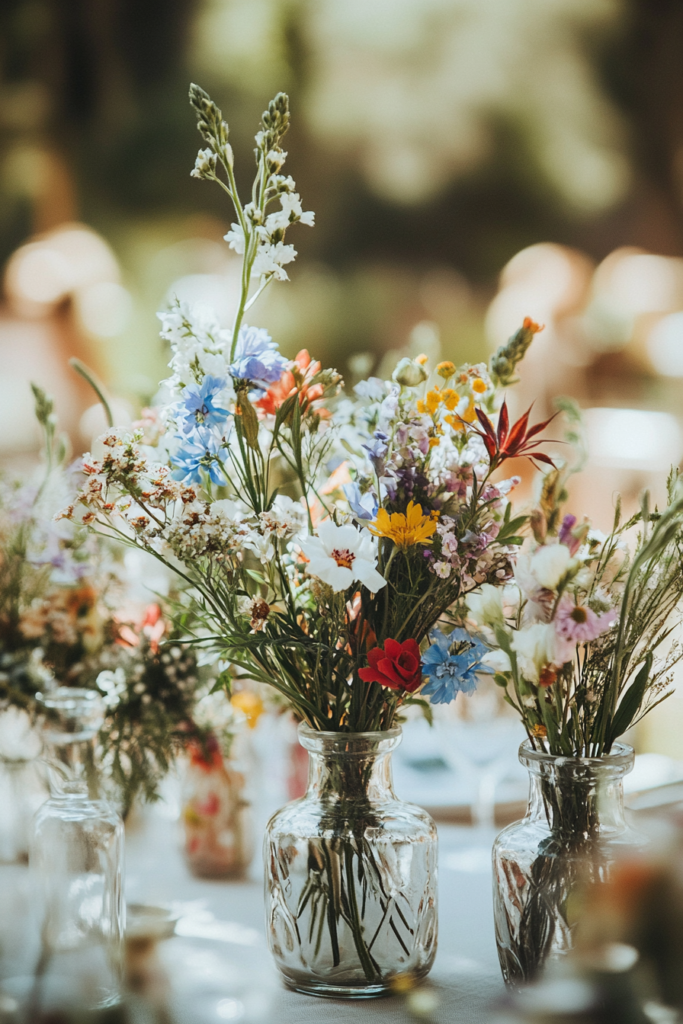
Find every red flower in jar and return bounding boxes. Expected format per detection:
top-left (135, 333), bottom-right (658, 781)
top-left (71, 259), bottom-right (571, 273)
top-left (358, 638), bottom-right (422, 693)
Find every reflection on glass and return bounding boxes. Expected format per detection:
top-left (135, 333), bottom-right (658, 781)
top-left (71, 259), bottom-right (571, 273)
top-left (29, 688), bottom-right (125, 1009)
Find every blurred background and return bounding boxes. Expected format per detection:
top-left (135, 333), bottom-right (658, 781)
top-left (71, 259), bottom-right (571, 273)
top-left (2, 0), bottom-right (683, 755)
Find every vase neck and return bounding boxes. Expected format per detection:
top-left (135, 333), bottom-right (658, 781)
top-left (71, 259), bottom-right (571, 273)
top-left (39, 687), bottom-right (104, 798)
top-left (521, 743), bottom-right (634, 837)
top-left (299, 727), bottom-right (401, 804)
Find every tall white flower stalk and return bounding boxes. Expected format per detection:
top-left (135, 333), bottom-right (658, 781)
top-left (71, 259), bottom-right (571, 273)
top-left (188, 85), bottom-right (314, 361)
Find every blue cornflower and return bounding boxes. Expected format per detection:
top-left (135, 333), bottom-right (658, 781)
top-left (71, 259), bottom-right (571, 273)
top-left (177, 376), bottom-right (230, 436)
top-left (170, 431), bottom-right (227, 486)
top-left (343, 482), bottom-right (379, 521)
top-left (229, 325), bottom-right (288, 390)
top-left (421, 627), bottom-right (491, 705)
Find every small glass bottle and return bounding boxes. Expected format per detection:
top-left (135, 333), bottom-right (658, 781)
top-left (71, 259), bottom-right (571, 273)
top-left (30, 687), bottom-right (125, 1009)
top-left (264, 725), bottom-right (438, 998)
top-left (182, 734), bottom-right (253, 878)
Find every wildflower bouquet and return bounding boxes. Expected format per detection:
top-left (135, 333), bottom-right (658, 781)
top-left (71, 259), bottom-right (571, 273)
top-left (61, 84), bottom-right (553, 990)
top-left (467, 459), bottom-right (683, 983)
top-left (0, 388), bottom-right (204, 812)
top-left (467, 468), bottom-right (683, 756)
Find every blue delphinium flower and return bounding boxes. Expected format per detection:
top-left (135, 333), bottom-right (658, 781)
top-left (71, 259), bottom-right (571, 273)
top-left (176, 376), bottom-right (230, 436)
top-left (421, 627), bottom-right (491, 704)
top-left (170, 430), bottom-right (227, 486)
top-left (229, 325), bottom-right (287, 390)
top-left (343, 482), bottom-right (379, 521)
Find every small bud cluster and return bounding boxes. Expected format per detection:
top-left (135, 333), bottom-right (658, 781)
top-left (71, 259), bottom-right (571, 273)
top-left (489, 317), bottom-right (544, 387)
top-left (188, 83), bottom-right (233, 179)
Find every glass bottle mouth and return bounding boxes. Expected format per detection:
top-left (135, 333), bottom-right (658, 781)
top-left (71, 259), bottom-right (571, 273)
top-left (298, 724), bottom-right (402, 757)
top-left (519, 740), bottom-right (634, 779)
top-left (38, 687), bottom-right (105, 745)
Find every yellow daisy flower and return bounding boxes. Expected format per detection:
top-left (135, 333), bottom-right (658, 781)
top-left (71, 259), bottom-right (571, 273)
top-left (368, 501), bottom-right (439, 549)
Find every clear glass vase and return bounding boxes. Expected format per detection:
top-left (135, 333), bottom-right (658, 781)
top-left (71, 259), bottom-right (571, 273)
top-left (492, 741), bottom-right (640, 987)
top-left (182, 737), bottom-right (253, 878)
top-left (29, 688), bottom-right (125, 1009)
top-left (0, 707), bottom-right (47, 863)
top-left (264, 725), bottom-right (438, 999)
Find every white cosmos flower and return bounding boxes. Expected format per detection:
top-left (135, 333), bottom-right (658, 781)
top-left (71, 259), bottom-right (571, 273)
top-left (301, 522), bottom-right (386, 593)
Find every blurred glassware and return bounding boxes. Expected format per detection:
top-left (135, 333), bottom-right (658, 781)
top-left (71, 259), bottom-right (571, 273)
top-left (492, 742), bottom-right (641, 988)
top-left (181, 735), bottom-right (253, 879)
top-left (0, 707), bottom-right (48, 863)
top-left (29, 687), bottom-right (124, 1009)
top-left (435, 676), bottom-right (525, 829)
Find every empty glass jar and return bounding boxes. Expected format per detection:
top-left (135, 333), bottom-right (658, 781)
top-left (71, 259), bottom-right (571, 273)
top-left (264, 725), bottom-right (438, 998)
top-left (29, 688), bottom-right (125, 1008)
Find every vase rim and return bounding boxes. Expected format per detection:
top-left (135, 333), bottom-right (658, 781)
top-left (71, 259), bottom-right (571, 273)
top-left (297, 723), bottom-right (402, 755)
top-left (298, 724), bottom-right (402, 740)
top-left (519, 739), bottom-right (634, 772)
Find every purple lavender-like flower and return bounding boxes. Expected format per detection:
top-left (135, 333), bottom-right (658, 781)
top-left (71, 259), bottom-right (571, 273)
top-left (229, 325), bottom-right (288, 390)
top-left (362, 431), bottom-right (389, 475)
top-left (559, 514), bottom-right (581, 555)
top-left (177, 376), bottom-right (230, 436)
top-left (170, 430), bottom-right (227, 486)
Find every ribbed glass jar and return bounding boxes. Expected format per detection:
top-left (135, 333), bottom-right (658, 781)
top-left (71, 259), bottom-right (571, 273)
top-left (492, 741), bottom-right (640, 987)
top-left (264, 725), bottom-right (438, 999)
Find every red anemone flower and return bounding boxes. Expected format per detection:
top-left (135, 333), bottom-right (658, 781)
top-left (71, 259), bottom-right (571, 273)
top-left (471, 400), bottom-right (557, 471)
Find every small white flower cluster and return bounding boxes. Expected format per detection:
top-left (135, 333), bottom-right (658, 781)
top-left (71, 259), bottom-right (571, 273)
top-left (258, 494), bottom-right (307, 538)
top-left (158, 301), bottom-right (235, 395)
top-left (225, 191), bottom-right (314, 283)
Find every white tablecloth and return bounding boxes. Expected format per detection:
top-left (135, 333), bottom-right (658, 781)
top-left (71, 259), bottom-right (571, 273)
top-left (127, 811), bottom-right (506, 1023)
top-left (0, 810), bottom-right (507, 1023)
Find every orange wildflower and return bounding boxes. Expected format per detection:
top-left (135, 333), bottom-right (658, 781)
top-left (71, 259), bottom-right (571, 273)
top-left (256, 349), bottom-right (327, 417)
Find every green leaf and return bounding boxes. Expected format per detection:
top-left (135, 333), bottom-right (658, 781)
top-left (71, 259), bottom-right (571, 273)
top-left (606, 653), bottom-right (653, 745)
top-left (403, 695), bottom-right (433, 726)
top-left (209, 667), bottom-right (233, 696)
top-left (493, 673), bottom-right (509, 688)
top-left (497, 515), bottom-right (527, 542)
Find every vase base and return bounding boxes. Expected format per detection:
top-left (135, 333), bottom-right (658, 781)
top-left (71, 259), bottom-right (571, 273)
top-left (283, 979), bottom-right (392, 1000)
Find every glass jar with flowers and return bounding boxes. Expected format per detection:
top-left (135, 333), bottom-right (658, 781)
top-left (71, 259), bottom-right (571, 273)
top-left (60, 84), bottom-right (551, 996)
top-left (181, 693), bottom-right (253, 878)
top-left (462, 454), bottom-right (683, 986)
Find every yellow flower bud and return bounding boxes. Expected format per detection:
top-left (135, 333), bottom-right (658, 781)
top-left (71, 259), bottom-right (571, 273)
top-left (472, 378), bottom-right (487, 393)
top-left (436, 361), bottom-right (456, 380)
